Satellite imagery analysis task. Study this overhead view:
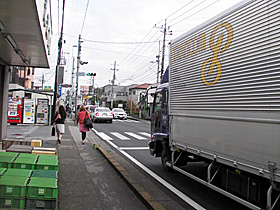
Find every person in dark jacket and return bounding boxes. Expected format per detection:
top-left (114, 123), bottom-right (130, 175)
top-left (53, 105), bottom-right (66, 144)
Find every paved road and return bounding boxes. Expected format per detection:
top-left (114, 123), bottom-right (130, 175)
top-left (92, 119), bottom-right (250, 210)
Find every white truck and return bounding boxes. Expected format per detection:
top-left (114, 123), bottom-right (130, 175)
top-left (149, 0), bottom-right (280, 209)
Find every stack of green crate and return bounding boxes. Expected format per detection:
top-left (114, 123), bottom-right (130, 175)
top-left (0, 173), bottom-right (29, 209)
top-left (0, 152), bottom-right (18, 168)
top-left (26, 177), bottom-right (58, 209)
top-left (26, 154), bottom-right (58, 209)
top-left (13, 153), bottom-right (39, 170)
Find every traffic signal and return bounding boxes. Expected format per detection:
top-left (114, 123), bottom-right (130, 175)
top-left (86, 73), bottom-right (96, 76)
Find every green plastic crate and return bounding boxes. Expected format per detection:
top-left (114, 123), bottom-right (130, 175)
top-left (39, 154), bottom-right (58, 161)
top-left (27, 177), bottom-right (58, 199)
top-left (0, 152), bottom-right (19, 158)
top-left (0, 197), bottom-right (25, 209)
top-left (26, 198), bottom-right (56, 210)
top-left (13, 157), bottom-right (38, 170)
top-left (0, 168), bottom-right (7, 176)
top-left (0, 176), bottom-right (29, 197)
top-left (36, 158), bottom-right (58, 171)
top-left (0, 156), bottom-right (16, 168)
top-left (32, 170), bottom-right (58, 179)
top-left (18, 153), bottom-right (39, 159)
top-left (4, 168), bottom-right (33, 178)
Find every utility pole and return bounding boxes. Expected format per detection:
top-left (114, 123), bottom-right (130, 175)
top-left (74, 35), bottom-right (82, 124)
top-left (160, 19), bottom-right (167, 82)
top-left (157, 19), bottom-right (172, 82)
top-left (69, 55), bottom-right (75, 107)
top-left (156, 41), bottom-right (160, 83)
top-left (41, 73), bottom-right (44, 89)
top-left (110, 61), bottom-right (118, 109)
top-left (52, 0), bottom-right (66, 122)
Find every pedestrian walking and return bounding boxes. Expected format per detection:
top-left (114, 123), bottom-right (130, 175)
top-left (76, 105), bottom-right (91, 145)
top-left (66, 104), bottom-right (71, 118)
top-left (53, 105), bottom-right (66, 144)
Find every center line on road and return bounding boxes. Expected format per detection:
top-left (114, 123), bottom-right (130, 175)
top-left (105, 140), bottom-right (206, 210)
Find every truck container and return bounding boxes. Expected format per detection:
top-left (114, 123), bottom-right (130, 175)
top-left (149, 0), bottom-right (280, 209)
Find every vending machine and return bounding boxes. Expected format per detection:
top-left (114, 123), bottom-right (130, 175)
top-left (23, 99), bottom-right (35, 124)
top-left (36, 98), bottom-right (49, 124)
top-left (7, 98), bottom-right (24, 124)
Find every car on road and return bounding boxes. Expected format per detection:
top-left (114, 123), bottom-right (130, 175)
top-left (112, 108), bottom-right (127, 120)
top-left (85, 105), bottom-right (95, 119)
top-left (92, 107), bottom-right (113, 123)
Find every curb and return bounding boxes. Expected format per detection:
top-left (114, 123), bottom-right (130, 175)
top-left (94, 144), bottom-right (166, 210)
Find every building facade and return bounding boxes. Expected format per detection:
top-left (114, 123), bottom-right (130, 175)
top-left (0, 0), bottom-right (51, 140)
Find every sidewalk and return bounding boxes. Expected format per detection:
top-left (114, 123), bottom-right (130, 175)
top-left (4, 119), bottom-right (187, 210)
top-left (58, 119), bottom-right (147, 210)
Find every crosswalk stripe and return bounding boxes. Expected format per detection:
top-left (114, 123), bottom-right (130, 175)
top-left (138, 132), bottom-right (150, 137)
top-left (110, 132), bottom-right (130, 140)
top-left (92, 128), bottom-right (113, 141)
top-left (113, 119), bottom-right (140, 123)
top-left (98, 132), bottom-right (113, 141)
top-left (124, 132), bottom-right (147, 140)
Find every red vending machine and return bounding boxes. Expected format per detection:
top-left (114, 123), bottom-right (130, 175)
top-left (7, 98), bottom-right (24, 124)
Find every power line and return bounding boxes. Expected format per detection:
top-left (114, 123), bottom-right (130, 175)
top-left (80, 0), bottom-right (90, 35)
top-left (170, 0), bottom-right (219, 27)
top-left (168, 0), bottom-right (205, 24)
top-left (83, 39), bottom-right (158, 44)
top-left (119, 27), bottom-right (156, 65)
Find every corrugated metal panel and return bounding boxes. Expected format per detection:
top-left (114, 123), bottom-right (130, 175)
top-left (170, 0), bottom-right (280, 111)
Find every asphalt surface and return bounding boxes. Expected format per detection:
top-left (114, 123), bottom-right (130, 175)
top-left (3, 118), bottom-right (187, 210)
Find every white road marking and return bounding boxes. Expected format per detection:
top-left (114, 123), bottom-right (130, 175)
top-left (113, 119), bottom-right (140, 123)
top-left (138, 132), bottom-right (150, 137)
top-left (105, 140), bottom-right (206, 210)
top-left (110, 132), bottom-right (130, 140)
top-left (119, 147), bottom-right (149, 150)
top-left (92, 128), bottom-right (113, 141)
top-left (124, 132), bottom-right (147, 140)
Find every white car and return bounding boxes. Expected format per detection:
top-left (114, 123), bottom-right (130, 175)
top-left (85, 105), bottom-right (95, 119)
top-left (92, 107), bottom-right (113, 123)
top-left (112, 108), bottom-right (127, 120)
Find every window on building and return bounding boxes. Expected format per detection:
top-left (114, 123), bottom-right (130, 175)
top-left (133, 90), bottom-right (136, 95)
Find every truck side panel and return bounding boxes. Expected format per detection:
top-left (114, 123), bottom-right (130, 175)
top-left (169, 0), bottom-right (280, 181)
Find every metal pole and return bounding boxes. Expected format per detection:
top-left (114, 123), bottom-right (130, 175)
top-left (93, 76), bottom-right (96, 105)
top-left (157, 41), bottom-right (160, 83)
top-left (111, 61), bottom-right (116, 109)
top-left (52, 0), bottom-right (66, 122)
top-left (74, 35), bottom-right (81, 124)
top-left (69, 56), bottom-right (75, 108)
top-left (160, 19), bottom-right (167, 82)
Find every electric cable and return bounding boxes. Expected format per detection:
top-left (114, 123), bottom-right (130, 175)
top-left (80, 0), bottom-right (90, 35)
top-left (170, 0), bottom-right (219, 27)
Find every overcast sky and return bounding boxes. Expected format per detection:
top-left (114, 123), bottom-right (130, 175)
top-left (35, 0), bottom-right (243, 90)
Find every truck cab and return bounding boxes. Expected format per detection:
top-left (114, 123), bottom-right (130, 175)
top-left (149, 83), bottom-right (169, 159)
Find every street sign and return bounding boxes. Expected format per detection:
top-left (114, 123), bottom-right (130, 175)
top-left (61, 84), bottom-right (72, 87)
top-left (58, 84), bottom-right (62, 96)
top-left (79, 72), bottom-right (85, 76)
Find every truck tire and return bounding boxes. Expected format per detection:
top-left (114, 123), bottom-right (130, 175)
top-left (161, 150), bottom-right (172, 172)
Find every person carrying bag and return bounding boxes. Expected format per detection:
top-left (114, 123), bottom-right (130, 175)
top-left (53, 105), bottom-right (66, 144)
top-left (76, 105), bottom-right (92, 145)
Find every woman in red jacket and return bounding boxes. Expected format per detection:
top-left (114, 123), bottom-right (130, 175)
top-left (76, 105), bottom-right (91, 145)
